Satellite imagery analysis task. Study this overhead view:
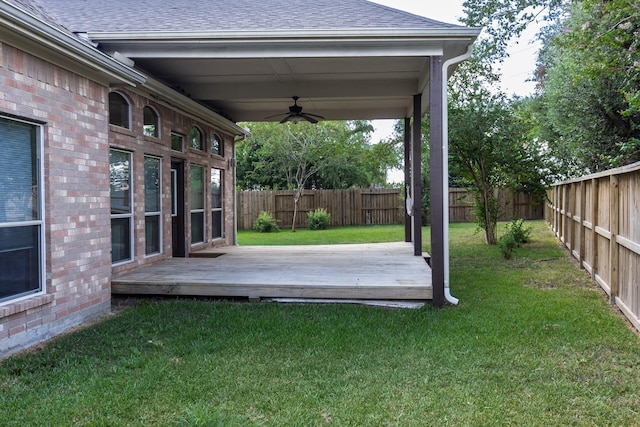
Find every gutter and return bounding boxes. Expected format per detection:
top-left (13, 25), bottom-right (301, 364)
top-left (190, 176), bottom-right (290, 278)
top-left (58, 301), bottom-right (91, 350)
top-left (441, 44), bottom-right (474, 305)
top-left (0, 1), bottom-right (146, 86)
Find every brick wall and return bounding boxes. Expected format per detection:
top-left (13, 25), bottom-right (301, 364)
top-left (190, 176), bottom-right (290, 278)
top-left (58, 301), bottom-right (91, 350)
top-left (109, 89), bottom-right (237, 276)
top-left (1, 42), bottom-right (112, 357)
top-left (0, 41), bottom-right (238, 358)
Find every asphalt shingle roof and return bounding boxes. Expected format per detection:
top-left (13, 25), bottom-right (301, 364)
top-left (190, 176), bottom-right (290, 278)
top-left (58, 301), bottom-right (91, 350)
top-left (37, 0), bottom-right (463, 33)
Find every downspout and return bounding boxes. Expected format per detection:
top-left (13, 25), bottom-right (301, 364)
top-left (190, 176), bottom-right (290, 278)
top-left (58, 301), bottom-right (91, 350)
top-left (442, 45), bottom-right (474, 305)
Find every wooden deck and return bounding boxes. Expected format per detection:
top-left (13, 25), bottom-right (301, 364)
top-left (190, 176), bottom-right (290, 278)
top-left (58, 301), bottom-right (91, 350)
top-left (111, 242), bottom-right (432, 301)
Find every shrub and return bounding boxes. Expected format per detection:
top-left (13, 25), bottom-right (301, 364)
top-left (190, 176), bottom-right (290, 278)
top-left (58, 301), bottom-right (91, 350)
top-left (253, 211), bottom-right (279, 233)
top-left (307, 208), bottom-right (331, 230)
top-left (498, 218), bottom-right (532, 259)
top-left (507, 218), bottom-right (532, 246)
top-left (498, 232), bottom-right (517, 259)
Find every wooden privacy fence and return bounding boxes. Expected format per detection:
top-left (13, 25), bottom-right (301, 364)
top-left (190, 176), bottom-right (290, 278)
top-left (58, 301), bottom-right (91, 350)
top-left (237, 189), bottom-right (403, 230)
top-left (448, 188), bottom-right (544, 223)
top-left (545, 161), bottom-right (640, 332)
top-left (237, 188), bottom-right (543, 230)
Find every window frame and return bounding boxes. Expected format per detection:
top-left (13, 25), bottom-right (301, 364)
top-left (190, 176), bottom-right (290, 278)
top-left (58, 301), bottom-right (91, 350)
top-left (210, 132), bottom-right (223, 157)
top-left (189, 125), bottom-right (204, 151)
top-left (171, 132), bottom-right (184, 152)
top-left (0, 115), bottom-right (45, 305)
top-left (143, 106), bottom-right (160, 138)
top-left (108, 91), bottom-right (131, 130)
top-left (189, 164), bottom-right (205, 245)
top-left (211, 168), bottom-right (223, 240)
top-left (144, 155), bottom-right (162, 256)
top-left (110, 149), bottom-right (134, 265)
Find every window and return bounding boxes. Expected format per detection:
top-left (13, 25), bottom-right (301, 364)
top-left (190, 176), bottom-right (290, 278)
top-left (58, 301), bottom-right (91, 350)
top-left (143, 106), bottom-right (159, 137)
top-left (211, 133), bottom-right (223, 156)
top-left (190, 165), bottom-right (205, 244)
top-left (144, 156), bottom-right (162, 255)
top-left (211, 168), bottom-right (223, 239)
top-left (108, 92), bottom-right (130, 129)
top-left (0, 117), bottom-right (43, 303)
top-left (189, 125), bottom-right (204, 151)
top-left (110, 150), bottom-right (133, 264)
top-left (171, 132), bottom-right (184, 152)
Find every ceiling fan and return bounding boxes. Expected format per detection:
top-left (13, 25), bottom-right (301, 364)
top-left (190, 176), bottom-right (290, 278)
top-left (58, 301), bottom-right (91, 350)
top-left (266, 96), bottom-right (324, 124)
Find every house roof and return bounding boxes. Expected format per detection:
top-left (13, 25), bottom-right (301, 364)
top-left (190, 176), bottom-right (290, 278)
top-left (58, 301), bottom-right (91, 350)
top-left (0, 0), bottom-right (145, 86)
top-left (38, 0), bottom-right (465, 32)
top-left (36, 0), bottom-right (480, 122)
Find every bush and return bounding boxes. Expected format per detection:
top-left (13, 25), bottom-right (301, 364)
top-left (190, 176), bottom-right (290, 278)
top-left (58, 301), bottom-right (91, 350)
top-left (498, 233), bottom-right (517, 259)
top-left (507, 218), bottom-right (532, 246)
top-left (307, 208), bottom-right (331, 230)
top-left (498, 218), bottom-right (532, 259)
top-left (253, 211), bottom-right (279, 233)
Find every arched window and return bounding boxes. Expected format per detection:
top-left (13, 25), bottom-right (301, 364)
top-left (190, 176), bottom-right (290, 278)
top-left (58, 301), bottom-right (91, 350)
top-left (211, 132), bottom-right (223, 156)
top-left (108, 92), bottom-right (130, 129)
top-left (143, 106), bottom-right (159, 137)
top-left (189, 125), bottom-right (204, 151)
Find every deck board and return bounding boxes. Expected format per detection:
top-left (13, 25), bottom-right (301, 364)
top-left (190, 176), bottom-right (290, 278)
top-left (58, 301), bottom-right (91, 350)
top-left (112, 242), bottom-right (432, 300)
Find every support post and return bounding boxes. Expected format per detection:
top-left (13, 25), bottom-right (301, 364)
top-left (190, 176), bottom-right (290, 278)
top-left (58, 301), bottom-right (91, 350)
top-left (404, 117), bottom-right (412, 243)
top-left (429, 56), bottom-right (444, 307)
top-left (411, 95), bottom-right (422, 256)
top-left (609, 175), bottom-right (619, 304)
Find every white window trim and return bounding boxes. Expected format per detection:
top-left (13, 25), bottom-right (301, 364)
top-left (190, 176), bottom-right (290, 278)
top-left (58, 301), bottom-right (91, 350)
top-left (143, 105), bottom-right (161, 139)
top-left (109, 91), bottom-right (132, 130)
top-left (190, 164), bottom-right (205, 245)
top-left (189, 125), bottom-right (204, 151)
top-left (144, 155), bottom-right (163, 257)
top-left (110, 149), bottom-right (134, 266)
top-left (0, 116), bottom-right (45, 305)
top-left (211, 168), bottom-right (223, 240)
top-left (171, 131), bottom-right (184, 153)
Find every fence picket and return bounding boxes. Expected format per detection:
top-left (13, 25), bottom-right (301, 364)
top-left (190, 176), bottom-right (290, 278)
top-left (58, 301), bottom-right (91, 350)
top-left (237, 188), bottom-right (543, 230)
top-left (545, 161), bottom-right (640, 333)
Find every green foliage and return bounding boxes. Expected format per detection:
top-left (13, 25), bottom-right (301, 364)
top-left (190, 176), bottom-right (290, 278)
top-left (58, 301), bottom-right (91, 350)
top-left (534, 0), bottom-right (640, 173)
top-left (235, 121), bottom-right (400, 191)
top-left (253, 211), bottom-right (279, 233)
top-left (507, 218), bottom-right (533, 245)
top-left (498, 231), bottom-right (518, 259)
top-left (4, 222), bottom-right (640, 425)
top-left (498, 218), bottom-right (532, 259)
top-left (306, 208), bottom-right (331, 230)
top-left (446, 78), bottom-right (550, 244)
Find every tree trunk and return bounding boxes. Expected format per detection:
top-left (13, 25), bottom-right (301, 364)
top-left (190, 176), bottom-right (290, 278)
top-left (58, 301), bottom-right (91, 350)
top-left (291, 188), bottom-right (302, 232)
top-left (481, 180), bottom-right (498, 245)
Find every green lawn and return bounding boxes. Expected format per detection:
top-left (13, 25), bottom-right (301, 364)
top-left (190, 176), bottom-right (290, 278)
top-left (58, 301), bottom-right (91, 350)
top-left (2, 221), bottom-right (639, 425)
top-left (237, 224), bottom-right (412, 246)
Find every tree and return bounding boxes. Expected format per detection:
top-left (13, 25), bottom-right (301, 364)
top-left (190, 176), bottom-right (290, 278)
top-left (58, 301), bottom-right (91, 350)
top-left (535, 0), bottom-right (640, 172)
top-left (449, 76), bottom-right (545, 244)
top-left (237, 121), bottom-right (399, 191)
top-left (236, 120), bottom-right (400, 231)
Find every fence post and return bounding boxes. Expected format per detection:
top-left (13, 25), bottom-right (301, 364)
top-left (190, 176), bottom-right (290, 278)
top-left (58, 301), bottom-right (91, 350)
top-left (609, 175), bottom-right (619, 304)
top-left (578, 180), bottom-right (586, 268)
top-left (590, 178), bottom-right (599, 281)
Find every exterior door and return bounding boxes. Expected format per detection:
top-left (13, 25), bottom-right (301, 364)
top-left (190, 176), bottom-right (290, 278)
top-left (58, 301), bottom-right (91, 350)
top-left (171, 161), bottom-right (186, 257)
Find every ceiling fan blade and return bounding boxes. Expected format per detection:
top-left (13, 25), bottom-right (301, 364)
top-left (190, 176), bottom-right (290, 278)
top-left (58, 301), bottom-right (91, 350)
top-left (264, 112), bottom-right (288, 120)
top-left (279, 114), bottom-right (293, 124)
top-left (304, 112), bottom-right (325, 120)
top-left (300, 113), bottom-right (319, 124)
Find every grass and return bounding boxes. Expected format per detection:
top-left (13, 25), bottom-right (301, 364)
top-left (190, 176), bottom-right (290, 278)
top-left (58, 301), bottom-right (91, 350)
top-left (2, 221), bottom-right (640, 425)
top-left (237, 224), bottom-right (410, 246)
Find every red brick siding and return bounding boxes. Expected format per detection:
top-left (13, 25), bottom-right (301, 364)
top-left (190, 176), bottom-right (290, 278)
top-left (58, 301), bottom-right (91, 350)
top-left (0, 42), bottom-right (111, 353)
top-left (110, 89), bottom-right (237, 275)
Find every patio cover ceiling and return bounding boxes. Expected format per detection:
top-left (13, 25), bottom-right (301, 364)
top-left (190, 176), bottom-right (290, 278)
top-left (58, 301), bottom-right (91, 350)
top-left (41, 0), bottom-right (480, 123)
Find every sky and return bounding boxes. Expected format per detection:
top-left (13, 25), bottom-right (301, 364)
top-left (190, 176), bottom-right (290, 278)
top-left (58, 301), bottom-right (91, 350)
top-left (368, 0), bottom-right (542, 153)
